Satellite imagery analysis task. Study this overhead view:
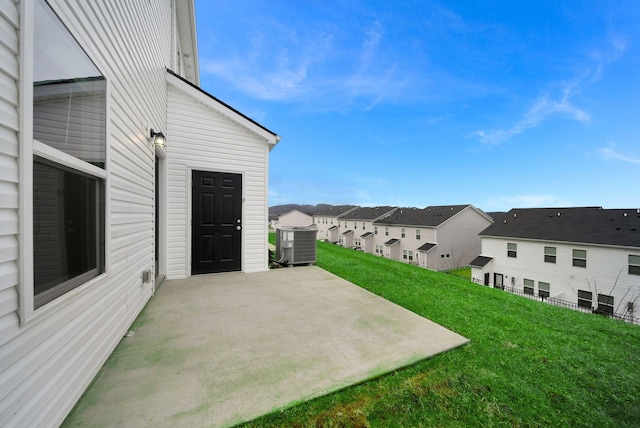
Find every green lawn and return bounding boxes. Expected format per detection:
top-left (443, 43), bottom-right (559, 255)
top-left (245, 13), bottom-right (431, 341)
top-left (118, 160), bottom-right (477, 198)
top-left (250, 238), bottom-right (640, 427)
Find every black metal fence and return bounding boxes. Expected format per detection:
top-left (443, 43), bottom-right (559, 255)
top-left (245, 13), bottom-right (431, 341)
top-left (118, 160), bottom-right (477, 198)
top-left (472, 278), bottom-right (639, 326)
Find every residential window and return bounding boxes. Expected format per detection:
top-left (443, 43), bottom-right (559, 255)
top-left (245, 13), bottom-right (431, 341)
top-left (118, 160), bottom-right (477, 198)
top-left (544, 246), bottom-right (556, 263)
top-left (629, 255), bottom-right (640, 275)
top-left (362, 222), bottom-right (365, 230)
top-left (408, 250), bottom-right (414, 261)
top-left (32, 0), bottom-right (106, 309)
top-left (523, 279), bottom-right (534, 295)
top-left (401, 228), bottom-right (405, 238)
top-left (578, 290), bottom-right (592, 309)
top-left (385, 227), bottom-right (389, 236)
top-left (572, 249), bottom-right (587, 268)
top-left (416, 229), bottom-right (421, 240)
top-left (403, 250), bottom-right (408, 260)
top-left (538, 282), bottom-right (550, 299)
top-left (507, 243), bottom-right (517, 258)
top-left (354, 222), bottom-right (357, 230)
top-left (331, 219), bottom-right (333, 225)
top-left (344, 222), bottom-right (347, 228)
top-left (374, 227), bottom-right (378, 235)
top-left (597, 294), bottom-right (614, 315)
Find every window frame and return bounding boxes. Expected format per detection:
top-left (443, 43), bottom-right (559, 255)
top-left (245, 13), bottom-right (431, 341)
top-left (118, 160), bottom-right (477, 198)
top-left (578, 290), bottom-right (592, 309)
top-left (507, 242), bottom-right (517, 258)
top-left (572, 249), bottom-right (587, 268)
top-left (544, 246), bottom-right (556, 264)
top-left (416, 229), bottom-right (421, 240)
top-left (401, 228), bottom-right (405, 238)
top-left (629, 255), bottom-right (640, 275)
top-left (538, 282), bottom-right (550, 299)
top-left (597, 294), bottom-right (614, 315)
top-left (523, 278), bottom-right (534, 295)
top-left (19, 0), bottom-right (111, 322)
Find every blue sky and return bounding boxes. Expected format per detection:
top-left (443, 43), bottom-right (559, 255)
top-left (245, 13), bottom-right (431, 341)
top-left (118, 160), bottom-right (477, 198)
top-left (195, 0), bottom-right (640, 211)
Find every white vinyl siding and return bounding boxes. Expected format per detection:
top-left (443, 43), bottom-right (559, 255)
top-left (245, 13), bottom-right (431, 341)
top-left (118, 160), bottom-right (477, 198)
top-left (0, 0), bottom-right (20, 365)
top-left (2, 1), bottom-right (173, 426)
top-left (478, 237), bottom-right (640, 319)
top-left (166, 83), bottom-right (272, 276)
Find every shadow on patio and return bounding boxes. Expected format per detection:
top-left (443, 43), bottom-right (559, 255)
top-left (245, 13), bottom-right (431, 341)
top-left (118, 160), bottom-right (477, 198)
top-left (63, 266), bottom-right (468, 427)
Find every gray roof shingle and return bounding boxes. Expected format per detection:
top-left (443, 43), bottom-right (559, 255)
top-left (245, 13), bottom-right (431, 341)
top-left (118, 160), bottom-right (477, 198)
top-left (340, 206), bottom-right (397, 221)
top-left (470, 255), bottom-right (493, 268)
top-left (479, 207), bottom-right (640, 248)
top-left (375, 205), bottom-right (470, 227)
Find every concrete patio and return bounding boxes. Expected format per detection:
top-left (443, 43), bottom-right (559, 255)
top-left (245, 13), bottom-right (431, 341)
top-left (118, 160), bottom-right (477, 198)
top-left (63, 266), bottom-right (469, 427)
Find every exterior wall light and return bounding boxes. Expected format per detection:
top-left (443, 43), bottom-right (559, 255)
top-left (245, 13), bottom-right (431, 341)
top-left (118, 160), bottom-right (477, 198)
top-left (150, 129), bottom-right (166, 148)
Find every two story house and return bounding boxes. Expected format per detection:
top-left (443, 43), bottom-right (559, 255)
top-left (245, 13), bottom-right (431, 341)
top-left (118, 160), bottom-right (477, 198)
top-left (373, 205), bottom-right (493, 270)
top-left (314, 205), bottom-right (358, 242)
top-left (471, 207), bottom-right (640, 319)
top-left (338, 206), bottom-right (397, 251)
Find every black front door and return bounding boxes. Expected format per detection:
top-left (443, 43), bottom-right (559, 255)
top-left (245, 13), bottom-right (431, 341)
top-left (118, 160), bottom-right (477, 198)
top-left (192, 170), bottom-right (242, 274)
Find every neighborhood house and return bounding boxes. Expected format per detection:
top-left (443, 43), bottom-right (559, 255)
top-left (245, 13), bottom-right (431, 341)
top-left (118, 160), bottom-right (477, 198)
top-left (0, 1), bottom-right (279, 426)
top-left (471, 207), bottom-right (640, 320)
top-left (309, 204), bottom-right (493, 271)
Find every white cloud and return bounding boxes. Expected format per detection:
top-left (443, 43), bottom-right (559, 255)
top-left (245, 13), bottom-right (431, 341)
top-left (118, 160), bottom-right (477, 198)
top-left (598, 147), bottom-right (640, 165)
top-left (475, 36), bottom-right (626, 146)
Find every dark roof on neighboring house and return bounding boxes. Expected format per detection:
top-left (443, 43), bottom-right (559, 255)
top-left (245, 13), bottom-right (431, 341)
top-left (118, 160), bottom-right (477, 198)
top-left (360, 232), bottom-right (374, 238)
top-left (328, 225), bottom-right (338, 230)
top-left (479, 207), bottom-right (640, 248)
top-left (470, 255), bottom-right (493, 268)
top-left (417, 243), bottom-right (437, 252)
top-left (375, 205), bottom-right (471, 227)
top-left (340, 206), bottom-right (398, 221)
top-left (342, 230), bottom-right (353, 235)
top-left (315, 205), bottom-right (359, 217)
top-left (384, 238), bottom-right (400, 246)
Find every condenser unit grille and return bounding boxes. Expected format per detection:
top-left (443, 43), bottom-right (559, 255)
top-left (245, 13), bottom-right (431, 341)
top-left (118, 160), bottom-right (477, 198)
top-left (276, 227), bottom-right (317, 265)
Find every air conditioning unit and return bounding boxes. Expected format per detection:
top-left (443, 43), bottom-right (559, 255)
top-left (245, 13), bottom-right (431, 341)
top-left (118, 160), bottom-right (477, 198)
top-left (276, 227), bottom-right (317, 266)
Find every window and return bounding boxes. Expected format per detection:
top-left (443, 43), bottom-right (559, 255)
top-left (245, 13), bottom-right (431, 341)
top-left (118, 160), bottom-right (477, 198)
top-left (544, 246), bottom-right (556, 263)
top-left (362, 222), bottom-right (365, 230)
top-left (330, 219), bottom-right (333, 225)
top-left (416, 229), bottom-right (421, 240)
top-left (374, 227), bottom-right (378, 235)
top-left (572, 249), bottom-right (587, 268)
top-left (507, 243), bottom-right (517, 258)
top-left (524, 279), bottom-right (534, 295)
top-left (403, 250), bottom-right (408, 259)
top-left (401, 228), bottom-right (405, 238)
top-left (597, 294), bottom-right (614, 315)
top-left (344, 222), bottom-right (347, 228)
top-left (385, 227), bottom-right (389, 236)
top-left (578, 290), bottom-right (592, 309)
top-left (538, 282), bottom-right (550, 299)
top-left (354, 222), bottom-right (357, 230)
top-left (408, 251), bottom-right (414, 261)
top-left (32, 0), bottom-right (106, 309)
top-left (629, 255), bottom-right (640, 275)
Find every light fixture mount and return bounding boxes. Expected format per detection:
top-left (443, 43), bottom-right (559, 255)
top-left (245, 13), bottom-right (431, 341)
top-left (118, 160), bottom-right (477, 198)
top-left (150, 128), bottom-right (166, 148)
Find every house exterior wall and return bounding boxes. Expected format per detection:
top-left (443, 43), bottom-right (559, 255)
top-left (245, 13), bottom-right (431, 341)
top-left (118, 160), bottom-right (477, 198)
top-left (315, 216), bottom-right (339, 241)
top-left (435, 206), bottom-right (493, 270)
top-left (0, 1), bottom-right (195, 426)
top-left (275, 210), bottom-right (313, 228)
top-left (166, 83), bottom-right (272, 277)
top-left (474, 236), bottom-right (640, 317)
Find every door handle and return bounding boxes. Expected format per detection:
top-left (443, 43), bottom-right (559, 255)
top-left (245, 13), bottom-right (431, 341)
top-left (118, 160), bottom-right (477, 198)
top-left (236, 226), bottom-right (242, 230)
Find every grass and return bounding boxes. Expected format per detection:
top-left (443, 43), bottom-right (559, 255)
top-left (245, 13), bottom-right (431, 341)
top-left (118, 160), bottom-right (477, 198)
top-left (247, 237), bottom-right (640, 427)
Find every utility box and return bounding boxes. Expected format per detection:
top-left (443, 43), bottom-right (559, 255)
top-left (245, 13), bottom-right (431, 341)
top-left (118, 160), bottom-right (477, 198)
top-left (276, 226), bottom-right (317, 265)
